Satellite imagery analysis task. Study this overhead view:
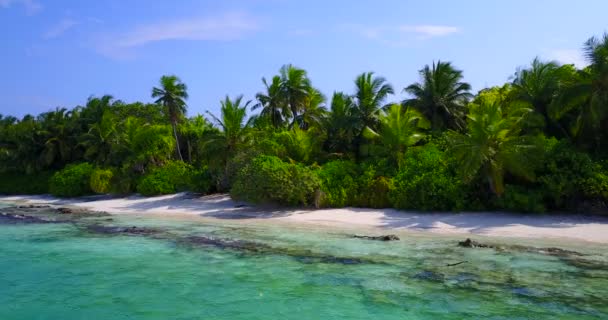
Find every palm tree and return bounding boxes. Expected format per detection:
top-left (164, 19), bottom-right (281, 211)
top-left (179, 115), bottom-right (216, 163)
top-left (353, 72), bottom-right (394, 131)
top-left (38, 107), bottom-right (79, 168)
top-left (79, 110), bottom-right (117, 166)
top-left (447, 100), bottom-right (539, 196)
top-left (363, 104), bottom-right (429, 168)
top-left (511, 58), bottom-right (570, 137)
top-left (552, 33), bottom-right (608, 151)
top-left (296, 87), bottom-right (327, 130)
top-left (279, 64), bottom-right (312, 128)
top-left (152, 75), bottom-right (188, 161)
top-left (253, 76), bottom-right (288, 127)
top-left (205, 95), bottom-right (252, 189)
top-left (323, 92), bottom-right (358, 155)
top-left (403, 61), bottom-right (472, 131)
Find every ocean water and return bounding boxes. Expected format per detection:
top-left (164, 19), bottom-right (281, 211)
top-left (0, 210), bottom-right (607, 319)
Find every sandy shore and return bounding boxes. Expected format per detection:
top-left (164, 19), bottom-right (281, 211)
top-left (2, 193), bottom-right (608, 244)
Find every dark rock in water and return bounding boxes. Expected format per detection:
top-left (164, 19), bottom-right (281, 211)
top-left (412, 270), bottom-right (445, 282)
top-left (57, 207), bottom-right (74, 214)
top-left (85, 225), bottom-right (160, 236)
top-left (184, 235), bottom-right (366, 265)
top-left (458, 238), bottom-right (587, 259)
top-left (353, 234), bottom-right (400, 241)
top-left (0, 212), bottom-right (59, 224)
top-left (458, 238), bottom-right (492, 248)
top-left (185, 236), bottom-right (271, 253)
top-left (17, 204), bottom-right (51, 209)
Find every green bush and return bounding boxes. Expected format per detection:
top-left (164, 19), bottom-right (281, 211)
top-left (538, 139), bottom-right (608, 209)
top-left (493, 185), bottom-right (546, 213)
top-left (231, 155), bottom-right (320, 206)
top-left (90, 168), bottom-right (114, 194)
top-left (389, 145), bottom-right (465, 211)
top-left (136, 161), bottom-right (212, 196)
top-left (317, 160), bottom-right (358, 207)
top-left (354, 163), bottom-right (392, 208)
top-left (49, 163), bottom-right (95, 197)
top-left (0, 171), bottom-right (53, 195)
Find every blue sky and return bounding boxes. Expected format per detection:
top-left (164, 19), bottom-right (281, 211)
top-left (1, 0), bottom-right (607, 118)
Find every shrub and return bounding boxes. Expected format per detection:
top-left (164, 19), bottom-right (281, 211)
top-left (538, 139), bottom-right (608, 209)
top-left (136, 161), bottom-right (212, 196)
top-left (354, 163), bottom-right (392, 208)
top-left (493, 185), bottom-right (546, 213)
top-left (231, 155), bottom-right (320, 206)
top-left (389, 145), bottom-right (465, 211)
top-left (0, 171), bottom-right (53, 195)
top-left (317, 160), bottom-right (358, 207)
top-left (90, 168), bottom-right (114, 194)
top-left (49, 163), bottom-right (95, 197)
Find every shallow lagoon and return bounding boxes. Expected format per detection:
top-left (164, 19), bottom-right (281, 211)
top-left (1, 209), bottom-right (607, 320)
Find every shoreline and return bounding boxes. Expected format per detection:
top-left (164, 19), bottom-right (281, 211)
top-left (1, 193), bottom-right (608, 244)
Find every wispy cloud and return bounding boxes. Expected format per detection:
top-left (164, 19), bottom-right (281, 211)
top-left (399, 25), bottom-right (460, 38)
top-left (96, 12), bottom-right (261, 59)
top-left (0, 0), bottom-right (42, 15)
top-left (548, 49), bottom-right (588, 68)
top-left (342, 23), bottom-right (461, 46)
top-left (44, 19), bottom-right (79, 39)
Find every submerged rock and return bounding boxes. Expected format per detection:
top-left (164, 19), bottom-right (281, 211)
top-left (0, 212), bottom-right (59, 224)
top-left (85, 225), bottom-right (161, 236)
top-left (458, 238), bottom-right (585, 258)
top-left (412, 270), bottom-right (445, 282)
top-left (183, 235), bottom-right (366, 265)
top-left (353, 234), bottom-right (400, 241)
top-left (458, 238), bottom-right (492, 248)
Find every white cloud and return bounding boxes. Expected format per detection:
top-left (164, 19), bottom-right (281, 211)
top-left (399, 25), bottom-right (461, 38)
top-left (548, 49), bottom-right (588, 68)
top-left (0, 0), bottom-right (42, 15)
top-left (341, 23), bottom-right (461, 46)
top-left (96, 12), bottom-right (260, 59)
top-left (44, 19), bottom-right (79, 39)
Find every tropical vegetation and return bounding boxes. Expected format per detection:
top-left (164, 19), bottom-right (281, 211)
top-left (1, 33), bottom-right (608, 213)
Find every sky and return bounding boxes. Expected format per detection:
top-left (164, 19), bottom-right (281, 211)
top-left (1, 0), bottom-right (607, 118)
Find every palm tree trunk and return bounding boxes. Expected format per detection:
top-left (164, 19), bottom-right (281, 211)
top-left (172, 121), bottom-right (184, 161)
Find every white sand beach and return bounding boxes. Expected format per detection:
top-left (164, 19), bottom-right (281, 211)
top-left (2, 193), bottom-right (608, 244)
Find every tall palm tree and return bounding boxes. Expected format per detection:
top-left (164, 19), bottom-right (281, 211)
top-left (447, 100), bottom-right (539, 196)
top-left (323, 92), bottom-right (358, 155)
top-left (279, 64), bottom-right (312, 128)
top-left (353, 72), bottom-right (394, 131)
top-left (79, 110), bottom-right (117, 166)
top-left (511, 58), bottom-right (570, 137)
top-left (296, 87), bottom-right (327, 130)
top-left (403, 61), bottom-right (472, 131)
top-left (152, 75), bottom-right (188, 161)
top-left (205, 95), bottom-right (252, 189)
top-left (363, 104), bottom-right (429, 168)
top-left (552, 33), bottom-right (608, 151)
top-left (253, 76), bottom-right (288, 127)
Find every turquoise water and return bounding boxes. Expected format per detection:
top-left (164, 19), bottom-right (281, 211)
top-left (1, 211), bottom-right (607, 319)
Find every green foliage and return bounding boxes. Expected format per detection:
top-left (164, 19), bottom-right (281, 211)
top-left (136, 161), bottom-right (211, 196)
top-left (0, 172), bottom-right (53, 195)
top-left (538, 139), bottom-right (608, 209)
top-left (231, 155), bottom-right (320, 206)
top-left (354, 164), bottom-right (392, 208)
top-left (317, 160), bottom-right (359, 207)
top-left (448, 98), bottom-right (541, 195)
top-left (49, 163), bottom-right (94, 197)
top-left (89, 168), bottom-right (113, 194)
top-left (493, 185), bottom-right (546, 213)
top-left (390, 145), bottom-right (465, 211)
